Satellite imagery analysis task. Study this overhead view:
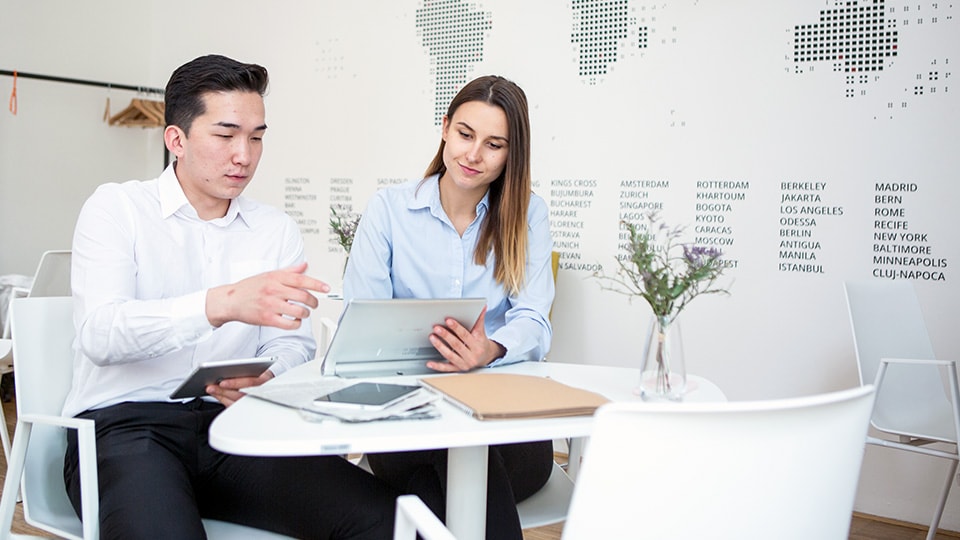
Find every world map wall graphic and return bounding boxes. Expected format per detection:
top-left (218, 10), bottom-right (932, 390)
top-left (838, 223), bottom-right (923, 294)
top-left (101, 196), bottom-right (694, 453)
top-left (416, 0), bottom-right (667, 107)
top-left (790, 0), bottom-right (954, 115)
top-left (571, 0), bottom-right (630, 84)
top-left (792, 0), bottom-right (900, 76)
top-left (416, 0), bottom-right (493, 125)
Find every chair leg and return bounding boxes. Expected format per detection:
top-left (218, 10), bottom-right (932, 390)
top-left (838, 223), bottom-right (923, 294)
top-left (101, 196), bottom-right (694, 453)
top-left (925, 458), bottom-right (959, 540)
top-left (0, 421), bottom-right (32, 536)
top-left (0, 401), bottom-right (11, 463)
top-left (0, 380), bottom-right (23, 504)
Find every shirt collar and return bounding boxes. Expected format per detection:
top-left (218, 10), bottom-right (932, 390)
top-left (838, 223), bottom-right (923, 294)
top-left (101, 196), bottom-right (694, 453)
top-left (412, 174), bottom-right (490, 221)
top-left (159, 162), bottom-right (249, 227)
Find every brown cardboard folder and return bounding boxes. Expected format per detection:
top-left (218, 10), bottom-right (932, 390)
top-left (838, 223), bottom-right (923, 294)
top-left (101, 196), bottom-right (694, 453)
top-left (421, 372), bottom-right (610, 420)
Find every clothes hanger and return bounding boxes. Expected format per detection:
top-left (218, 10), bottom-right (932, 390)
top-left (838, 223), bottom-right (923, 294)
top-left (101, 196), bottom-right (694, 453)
top-left (108, 90), bottom-right (164, 128)
top-left (142, 97), bottom-right (165, 124)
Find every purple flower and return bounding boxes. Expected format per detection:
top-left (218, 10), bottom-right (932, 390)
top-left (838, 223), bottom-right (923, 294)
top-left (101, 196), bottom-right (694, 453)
top-left (683, 245), bottom-right (722, 268)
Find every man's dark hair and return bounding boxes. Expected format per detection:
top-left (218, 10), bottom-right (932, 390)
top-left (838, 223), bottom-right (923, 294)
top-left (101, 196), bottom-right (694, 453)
top-left (164, 54), bottom-right (269, 134)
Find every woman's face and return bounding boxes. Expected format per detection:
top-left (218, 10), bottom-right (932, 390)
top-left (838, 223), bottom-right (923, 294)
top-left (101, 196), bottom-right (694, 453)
top-left (439, 100), bottom-right (509, 195)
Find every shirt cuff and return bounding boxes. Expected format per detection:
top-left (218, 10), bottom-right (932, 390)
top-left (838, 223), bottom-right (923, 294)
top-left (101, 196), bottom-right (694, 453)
top-left (172, 290), bottom-right (215, 340)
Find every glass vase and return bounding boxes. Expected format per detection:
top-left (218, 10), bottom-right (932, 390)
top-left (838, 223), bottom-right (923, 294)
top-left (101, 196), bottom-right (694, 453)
top-left (638, 315), bottom-right (687, 401)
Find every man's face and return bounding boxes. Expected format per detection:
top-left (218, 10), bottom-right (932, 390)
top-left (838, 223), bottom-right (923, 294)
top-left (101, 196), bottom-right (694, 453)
top-left (167, 90), bottom-right (266, 219)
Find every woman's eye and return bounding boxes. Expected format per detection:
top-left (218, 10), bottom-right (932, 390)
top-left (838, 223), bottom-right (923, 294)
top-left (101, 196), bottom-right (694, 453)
top-left (459, 131), bottom-right (473, 139)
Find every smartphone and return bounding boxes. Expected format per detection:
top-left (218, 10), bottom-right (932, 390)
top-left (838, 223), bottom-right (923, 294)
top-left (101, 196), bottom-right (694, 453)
top-left (313, 382), bottom-right (422, 411)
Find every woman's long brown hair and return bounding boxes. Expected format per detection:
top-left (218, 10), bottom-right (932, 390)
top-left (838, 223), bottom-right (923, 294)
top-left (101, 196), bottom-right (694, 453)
top-left (423, 75), bottom-right (531, 296)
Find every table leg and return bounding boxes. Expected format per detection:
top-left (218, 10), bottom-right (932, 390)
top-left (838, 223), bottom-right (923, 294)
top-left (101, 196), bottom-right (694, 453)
top-left (567, 437), bottom-right (583, 481)
top-left (446, 445), bottom-right (488, 540)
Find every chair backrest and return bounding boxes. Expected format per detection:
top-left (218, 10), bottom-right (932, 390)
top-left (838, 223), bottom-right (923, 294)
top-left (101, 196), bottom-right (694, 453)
top-left (562, 386), bottom-right (876, 540)
top-left (1, 251), bottom-right (72, 340)
top-left (11, 296), bottom-right (81, 536)
top-left (29, 250), bottom-right (72, 297)
top-left (843, 280), bottom-right (956, 442)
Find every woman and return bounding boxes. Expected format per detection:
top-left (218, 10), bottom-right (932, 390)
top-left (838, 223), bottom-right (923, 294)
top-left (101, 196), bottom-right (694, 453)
top-left (343, 75), bottom-right (555, 539)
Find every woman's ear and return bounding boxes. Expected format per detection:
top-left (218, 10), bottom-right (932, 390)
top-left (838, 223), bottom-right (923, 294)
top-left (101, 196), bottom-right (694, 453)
top-left (440, 115), bottom-right (450, 142)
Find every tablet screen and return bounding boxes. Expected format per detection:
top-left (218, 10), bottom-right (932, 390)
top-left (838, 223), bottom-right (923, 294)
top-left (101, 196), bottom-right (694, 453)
top-left (314, 382), bottom-right (420, 408)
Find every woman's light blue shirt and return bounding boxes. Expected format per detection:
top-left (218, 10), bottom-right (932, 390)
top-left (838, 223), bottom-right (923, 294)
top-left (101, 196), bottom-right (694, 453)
top-left (343, 175), bottom-right (554, 366)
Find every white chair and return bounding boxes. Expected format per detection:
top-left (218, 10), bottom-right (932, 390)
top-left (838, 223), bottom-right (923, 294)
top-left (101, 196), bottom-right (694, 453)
top-left (0, 296), bottom-right (294, 539)
top-left (562, 386), bottom-right (876, 540)
top-left (1, 250), bottom-right (72, 340)
top-left (24, 250), bottom-right (72, 299)
top-left (1, 250), bottom-right (72, 464)
top-left (844, 280), bottom-right (960, 540)
top-left (514, 461), bottom-right (574, 529)
top-left (394, 495), bottom-right (456, 540)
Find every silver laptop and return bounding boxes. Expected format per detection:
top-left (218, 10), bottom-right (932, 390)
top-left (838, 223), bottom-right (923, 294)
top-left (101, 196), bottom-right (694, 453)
top-left (322, 298), bottom-right (486, 378)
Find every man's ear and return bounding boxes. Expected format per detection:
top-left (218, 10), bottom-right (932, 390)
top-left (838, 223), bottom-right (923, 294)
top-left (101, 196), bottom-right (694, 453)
top-left (164, 125), bottom-right (186, 157)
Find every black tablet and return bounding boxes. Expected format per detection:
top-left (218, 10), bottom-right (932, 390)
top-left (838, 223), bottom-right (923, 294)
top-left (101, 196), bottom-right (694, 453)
top-left (313, 382), bottom-right (422, 411)
top-left (169, 357), bottom-right (277, 400)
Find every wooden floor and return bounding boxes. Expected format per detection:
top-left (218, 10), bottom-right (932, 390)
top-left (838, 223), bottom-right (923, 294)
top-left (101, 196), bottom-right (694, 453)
top-left (0, 381), bottom-right (957, 539)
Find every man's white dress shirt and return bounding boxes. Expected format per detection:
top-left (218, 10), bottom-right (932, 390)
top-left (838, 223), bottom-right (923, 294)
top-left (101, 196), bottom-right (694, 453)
top-left (63, 163), bottom-right (315, 417)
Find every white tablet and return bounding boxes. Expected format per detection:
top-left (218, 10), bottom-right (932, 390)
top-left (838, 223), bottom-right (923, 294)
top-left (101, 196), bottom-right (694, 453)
top-left (323, 298), bottom-right (486, 378)
top-left (169, 356), bottom-right (277, 400)
top-left (312, 382), bottom-right (423, 411)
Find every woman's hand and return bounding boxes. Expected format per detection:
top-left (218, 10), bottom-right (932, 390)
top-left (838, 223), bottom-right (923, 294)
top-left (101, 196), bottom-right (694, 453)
top-left (427, 307), bottom-right (506, 372)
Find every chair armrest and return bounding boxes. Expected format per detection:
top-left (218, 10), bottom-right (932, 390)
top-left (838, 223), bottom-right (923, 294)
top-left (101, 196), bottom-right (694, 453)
top-left (17, 414), bottom-right (100, 539)
top-left (20, 413), bottom-right (93, 430)
top-left (880, 357), bottom-right (957, 367)
top-left (877, 357), bottom-right (959, 407)
top-left (394, 495), bottom-right (455, 540)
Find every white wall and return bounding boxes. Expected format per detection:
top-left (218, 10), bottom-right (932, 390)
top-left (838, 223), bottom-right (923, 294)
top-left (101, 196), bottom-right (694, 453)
top-left (1, 0), bottom-right (957, 531)
top-left (0, 1), bottom-right (166, 274)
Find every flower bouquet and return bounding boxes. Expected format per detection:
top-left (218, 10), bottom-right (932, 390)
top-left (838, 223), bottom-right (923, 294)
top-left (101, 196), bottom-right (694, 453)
top-left (594, 211), bottom-right (729, 400)
top-left (329, 205), bottom-right (361, 276)
top-left (329, 205), bottom-right (361, 254)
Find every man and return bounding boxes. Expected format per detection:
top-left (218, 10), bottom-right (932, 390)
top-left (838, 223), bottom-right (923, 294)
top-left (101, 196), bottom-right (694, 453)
top-left (63, 54), bottom-right (397, 539)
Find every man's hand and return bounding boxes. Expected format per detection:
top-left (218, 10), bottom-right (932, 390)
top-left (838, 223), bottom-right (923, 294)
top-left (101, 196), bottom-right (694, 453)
top-left (206, 369), bottom-right (274, 407)
top-left (427, 307), bottom-right (506, 372)
top-left (205, 262), bottom-right (330, 329)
